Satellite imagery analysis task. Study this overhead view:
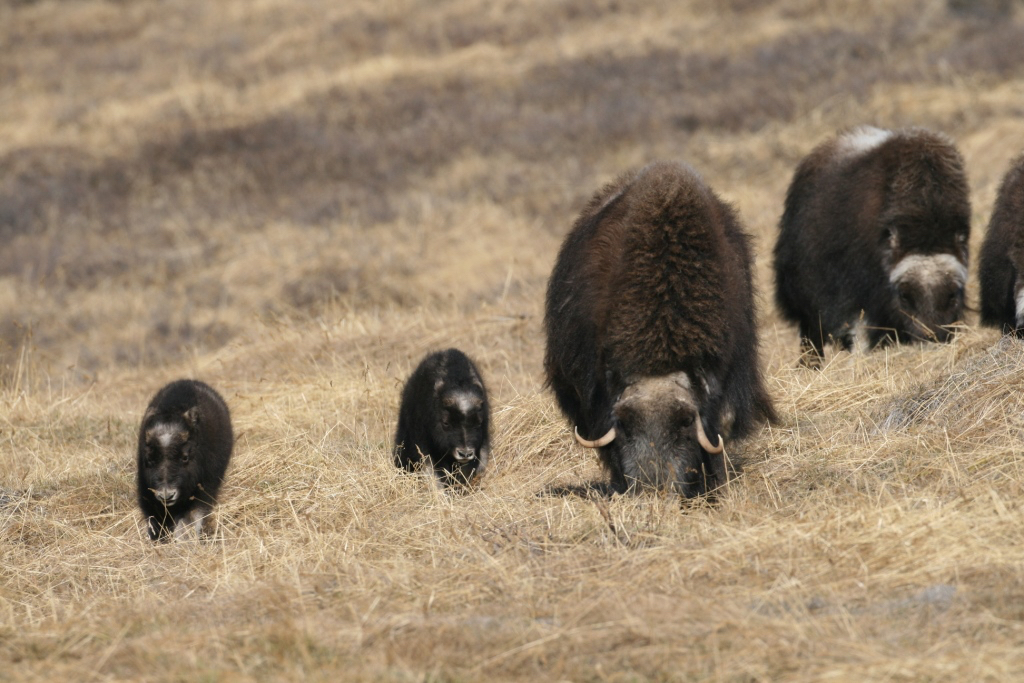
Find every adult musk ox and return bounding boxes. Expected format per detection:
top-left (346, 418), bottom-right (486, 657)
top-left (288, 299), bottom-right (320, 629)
top-left (394, 348), bottom-right (490, 487)
top-left (774, 126), bottom-right (971, 365)
top-left (544, 161), bottom-right (775, 497)
top-left (137, 379), bottom-right (233, 541)
top-left (980, 152), bottom-right (1024, 335)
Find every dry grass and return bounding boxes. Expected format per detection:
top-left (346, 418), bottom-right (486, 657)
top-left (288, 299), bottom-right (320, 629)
top-left (4, 0), bottom-right (1024, 680)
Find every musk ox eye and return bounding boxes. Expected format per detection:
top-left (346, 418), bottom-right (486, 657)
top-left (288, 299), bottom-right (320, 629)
top-left (678, 414), bottom-right (694, 428)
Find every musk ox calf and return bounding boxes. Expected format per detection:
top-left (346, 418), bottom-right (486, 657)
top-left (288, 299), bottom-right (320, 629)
top-left (774, 126), bottom-right (971, 365)
top-left (394, 348), bottom-right (490, 487)
top-left (544, 161), bottom-right (775, 497)
top-left (137, 379), bottom-right (233, 541)
top-left (980, 152), bottom-right (1024, 336)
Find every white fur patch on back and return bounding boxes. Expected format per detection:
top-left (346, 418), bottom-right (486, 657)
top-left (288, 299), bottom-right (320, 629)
top-left (889, 254), bottom-right (967, 288)
top-left (837, 126), bottom-right (893, 157)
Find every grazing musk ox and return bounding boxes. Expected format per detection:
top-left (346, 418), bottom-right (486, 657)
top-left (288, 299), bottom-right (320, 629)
top-left (394, 348), bottom-right (490, 487)
top-left (544, 161), bottom-right (775, 497)
top-left (774, 126), bottom-right (971, 365)
top-left (979, 152), bottom-right (1024, 336)
top-left (137, 379), bottom-right (233, 541)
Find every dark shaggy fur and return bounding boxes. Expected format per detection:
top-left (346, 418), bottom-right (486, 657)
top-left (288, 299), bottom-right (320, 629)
top-left (136, 379), bottom-right (233, 542)
top-left (394, 348), bottom-right (491, 487)
top-left (544, 161), bottom-right (775, 497)
top-left (980, 152), bottom-right (1024, 336)
top-left (774, 126), bottom-right (971, 365)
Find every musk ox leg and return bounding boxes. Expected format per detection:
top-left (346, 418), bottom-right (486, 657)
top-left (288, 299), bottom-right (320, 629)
top-left (797, 320), bottom-right (826, 369)
top-left (142, 499), bottom-right (176, 542)
top-left (437, 459), bottom-right (480, 489)
top-left (146, 515), bottom-right (172, 542)
top-left (173, 505), bottom-right (213, 540)
top-left (601, 445), bottom-right (629, 495)
top-left (1013, 285), bottom-right (1024, 335)
top-left (702, 447), bottom-right (729, 497)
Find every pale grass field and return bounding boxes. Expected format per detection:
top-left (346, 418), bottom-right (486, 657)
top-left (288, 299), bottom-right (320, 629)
top-left (4, 0), bottom-right (1024, 680)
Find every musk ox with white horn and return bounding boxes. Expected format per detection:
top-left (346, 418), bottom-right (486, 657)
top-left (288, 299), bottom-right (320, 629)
top-left (544, 161), bottom-right (776, 497)
top-left (394, 348), bottom-right (491, 487)
top-left (774, 126), bottom-right (971, 366)
top-left (980, 152), bottom-right (1024, 336)
top-left (137, 379), bottom-right (233, 542)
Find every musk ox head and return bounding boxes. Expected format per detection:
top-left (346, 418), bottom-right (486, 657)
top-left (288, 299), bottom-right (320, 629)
top-left (139, 407), bottom-right (202, 508)
top-left (887, 239), bottom-right (968, 343)
top-left (433, 378), bottom-right (489, 469)
top-left (576, 372), bottom-right (724, 497)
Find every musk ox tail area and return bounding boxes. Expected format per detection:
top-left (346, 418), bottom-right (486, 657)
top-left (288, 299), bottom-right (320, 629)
top-left (544, 161), bottom-right (774, 497)
top-left (137, 379), bottom-right (233, 542)
top-left (393, 348), bottom-right (491, 488)
top-left (979, 152), bottom-right (1024, 336)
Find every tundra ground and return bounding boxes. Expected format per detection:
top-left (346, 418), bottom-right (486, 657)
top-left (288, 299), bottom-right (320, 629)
top-left (3, 1), bottom-right (1024, 680)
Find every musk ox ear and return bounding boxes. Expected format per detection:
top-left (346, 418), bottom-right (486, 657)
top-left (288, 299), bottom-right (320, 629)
top-left (883, 227), bottom-right (899, 252)
top-left (142, 406), bottom-right (158, 425)
top-left (183, 406), bottom-right (199, 428)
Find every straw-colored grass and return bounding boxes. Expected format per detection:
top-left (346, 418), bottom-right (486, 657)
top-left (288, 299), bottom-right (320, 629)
top-left (4, 0), bottom-right (1024, 680)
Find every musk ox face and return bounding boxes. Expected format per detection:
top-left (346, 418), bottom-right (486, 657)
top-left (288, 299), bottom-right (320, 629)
top-left (888, 251), bottom-right (967, 343)
top-left (434, 382), bottom-right (488, 466)
top-left (603, 373), bottom-right (724, 496)
top-left (140, 408), bottom-right (201, 510)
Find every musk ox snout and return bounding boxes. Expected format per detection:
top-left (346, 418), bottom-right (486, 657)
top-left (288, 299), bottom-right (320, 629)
top-left (136, 379), bottom-right (233, 542)
top-left (394, 349), bottom-right (491, 487)
top-left (453, 447), bottom-right (477, 462)
top-left (151, 486), bottom-right (179, 504)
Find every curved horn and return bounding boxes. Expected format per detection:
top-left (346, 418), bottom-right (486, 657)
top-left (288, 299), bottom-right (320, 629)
top-left (694, 412), bottom-right (724, 454)
top-left (574, 425), bottom-right (616, 448)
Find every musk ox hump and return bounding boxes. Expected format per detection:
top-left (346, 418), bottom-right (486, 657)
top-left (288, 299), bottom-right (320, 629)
top-left (604, 164), bottom-right (733, 377)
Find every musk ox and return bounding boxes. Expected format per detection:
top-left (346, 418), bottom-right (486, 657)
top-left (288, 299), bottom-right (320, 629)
top-left (774, 126), bottom-right (971, 365)
top-left (394, 348), bottom-right (490, 487)
top-left (979, 152), bottom-right (1024, 336)
top-left (544, 161), bottom-right (775, 497)
top-left (137, 379), bottom-right (233, 541)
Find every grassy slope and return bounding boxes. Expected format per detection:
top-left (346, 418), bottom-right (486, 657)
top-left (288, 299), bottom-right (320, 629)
top-left (3, 0), bottom-right (1024, 680)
